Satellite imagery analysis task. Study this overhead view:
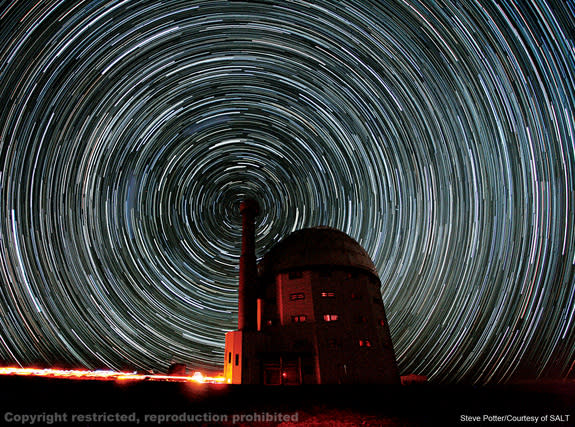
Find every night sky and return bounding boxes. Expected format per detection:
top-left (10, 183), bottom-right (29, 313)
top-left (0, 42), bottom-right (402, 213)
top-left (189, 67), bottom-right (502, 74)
top-left (0, 0), bottom-right (574, 384)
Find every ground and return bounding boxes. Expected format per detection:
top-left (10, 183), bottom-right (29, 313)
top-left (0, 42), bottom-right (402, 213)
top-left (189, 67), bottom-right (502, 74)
top-left (0, 376), bottom-right (573, 426)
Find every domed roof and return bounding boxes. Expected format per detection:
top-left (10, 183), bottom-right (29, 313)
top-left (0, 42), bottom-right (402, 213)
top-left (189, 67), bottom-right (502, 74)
top-left (258, 227), bottom-right (378, 279)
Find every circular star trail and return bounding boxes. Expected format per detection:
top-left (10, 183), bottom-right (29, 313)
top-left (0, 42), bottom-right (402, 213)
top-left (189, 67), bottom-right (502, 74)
top-left (0, 0), bottom-right (574, 383)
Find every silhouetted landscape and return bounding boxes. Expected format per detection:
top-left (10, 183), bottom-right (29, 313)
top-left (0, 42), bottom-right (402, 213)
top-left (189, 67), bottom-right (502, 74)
top-left (1, 376), bottom-right (574, 426)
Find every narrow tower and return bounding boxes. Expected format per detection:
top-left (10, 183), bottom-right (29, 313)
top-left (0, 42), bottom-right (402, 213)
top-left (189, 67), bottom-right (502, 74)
top-left (238, 199), bottom-right (259, 331)
top-left (224, 199), bottom-right (262, 384)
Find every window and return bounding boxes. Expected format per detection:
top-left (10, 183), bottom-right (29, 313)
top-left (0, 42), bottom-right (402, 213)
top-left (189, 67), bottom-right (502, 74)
top-left (281, 359), bottom-right (301, 385)
top-left (288, 271), bottom-right (303, 279)
top-left (327, 338), bottom-right (340, 348)
top-left (323, 314), bottom-right (339, 322)
top-left (290, 292), bottom-right (305, 301)
top-left (263, 361), bottom-right (281, 385)
top-left (351, 292), bottom-right (362, 300)
top-left (359, 339), bottom-right (372, 347)
top-left (228, 352), bottom-right (232, 364)
top-left (235, 354), bottom-right (240, 366)
top-left (291, 315), bottom-right (307, 323)
top-left (379, 319), bottom-right (385, 326)
top-left (321, 291), bottom-right (335, 298)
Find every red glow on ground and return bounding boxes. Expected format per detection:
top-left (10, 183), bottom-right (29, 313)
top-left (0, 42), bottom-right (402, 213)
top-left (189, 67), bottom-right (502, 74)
top-left (0, 367), bottom-right (226, 384)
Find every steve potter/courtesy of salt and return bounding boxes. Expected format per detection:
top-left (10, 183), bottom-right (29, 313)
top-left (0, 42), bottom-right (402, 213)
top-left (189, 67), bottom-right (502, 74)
top-left (461, 414), bottom-right (571, 423)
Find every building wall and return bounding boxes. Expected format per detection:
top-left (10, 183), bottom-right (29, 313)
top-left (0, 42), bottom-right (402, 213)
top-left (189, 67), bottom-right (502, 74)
top-left (224, 331), bottom-right (240, 384)
top-left (276, 270), bottom-right (315, 325)
top-left (225, 265), bottom-right (400, 385)
top-left (271, 267), bottom-right (400, 384)
top-left (224, 330), bottom-right (270, 384)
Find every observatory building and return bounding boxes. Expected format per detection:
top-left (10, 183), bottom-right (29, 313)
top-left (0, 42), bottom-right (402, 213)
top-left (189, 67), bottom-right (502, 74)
top-left (224, 200), bottom-right (400, 384)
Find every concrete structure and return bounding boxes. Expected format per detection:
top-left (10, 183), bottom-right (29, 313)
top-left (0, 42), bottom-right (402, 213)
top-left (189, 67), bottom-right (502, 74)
top-left (224, 200), bottom-right (400, 384)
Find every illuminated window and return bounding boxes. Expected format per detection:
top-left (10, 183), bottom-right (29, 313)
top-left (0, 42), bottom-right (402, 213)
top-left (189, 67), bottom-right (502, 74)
top-left (321, 291), bottom-right (335, 298)
top-left (290, 292), bottom-right (305, 301)
top-left (359, 339), bottom-right (372, 347)
top-left (323, 314), bottom-right (339, 322)
top-left (288, 271), bottom-right (303, 279)
top-left (291, 315), bottom-right (307, 323)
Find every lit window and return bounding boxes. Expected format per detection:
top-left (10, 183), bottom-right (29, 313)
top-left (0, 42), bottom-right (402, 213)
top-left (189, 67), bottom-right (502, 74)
top-left (321, 291), bottom-right (335, 298)
top-left (359, 339), bottom-right (372, 347)
top-left (291, 315), bottom-right (307, 323)
top-left (323, 314), bottom-right (339, 322)
top-left (288, 271), bottom-right (303, 279)
top-left (290, 292), bottom-right (305, 301)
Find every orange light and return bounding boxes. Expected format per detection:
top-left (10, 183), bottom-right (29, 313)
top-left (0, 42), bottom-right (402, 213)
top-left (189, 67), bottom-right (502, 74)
top-left (191, 371), bottom-right (204, 383)
top-left (0, 366), bottom-right (226, 384)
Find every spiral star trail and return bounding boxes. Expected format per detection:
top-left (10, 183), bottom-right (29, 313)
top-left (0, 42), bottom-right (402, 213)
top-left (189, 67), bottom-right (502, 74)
top-left (0, 0), bottom-right (573, 384)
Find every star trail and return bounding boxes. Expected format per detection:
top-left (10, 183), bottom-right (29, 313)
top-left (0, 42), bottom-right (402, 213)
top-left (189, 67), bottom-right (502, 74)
top-left (0, 0), bottom-right (574, 383)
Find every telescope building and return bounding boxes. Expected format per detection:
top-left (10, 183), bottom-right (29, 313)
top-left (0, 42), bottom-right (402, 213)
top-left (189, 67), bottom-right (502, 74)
top-left (224, 199), bottom-right (400, 384)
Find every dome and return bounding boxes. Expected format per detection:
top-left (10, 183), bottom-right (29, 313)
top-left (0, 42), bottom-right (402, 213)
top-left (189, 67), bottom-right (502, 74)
top-left (258, 227), bottom-right (379, 279)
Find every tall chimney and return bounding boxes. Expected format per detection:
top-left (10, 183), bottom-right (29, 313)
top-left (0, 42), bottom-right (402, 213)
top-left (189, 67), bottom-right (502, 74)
top-left (238, 199), bottom-right (259, 331)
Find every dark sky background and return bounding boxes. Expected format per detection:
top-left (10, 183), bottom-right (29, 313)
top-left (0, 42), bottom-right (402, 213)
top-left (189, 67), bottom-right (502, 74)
top-left (0, 0), bottom-right (574, 384)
